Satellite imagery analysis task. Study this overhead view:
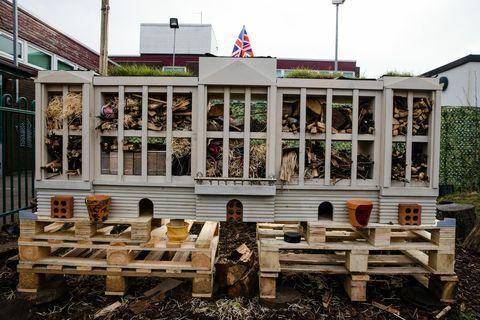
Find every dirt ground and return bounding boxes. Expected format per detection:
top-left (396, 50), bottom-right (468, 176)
top-left (0, 222), bottom-right (478, 320)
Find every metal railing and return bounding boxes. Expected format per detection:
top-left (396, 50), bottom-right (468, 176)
top-left (0, 81), bottom-right (35, 224)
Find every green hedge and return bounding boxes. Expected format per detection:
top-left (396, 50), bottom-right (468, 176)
top-left (440, 106), bottom-right (480, 192)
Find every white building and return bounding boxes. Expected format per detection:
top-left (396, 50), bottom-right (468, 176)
top-left (423, 54), bottom-right (480, 106)
top-left (140, 23), bottom-right (218, 55)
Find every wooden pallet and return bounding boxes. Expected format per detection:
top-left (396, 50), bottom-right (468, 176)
top-left (18, 221), bottom-right (220, 297)
top-left (258, 221), bottom-right (456, 302)
top-left (20, 216), bottom-right (152, 243)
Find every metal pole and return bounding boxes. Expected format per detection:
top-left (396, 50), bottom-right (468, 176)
top-left (173, 28), bottom-right (176, 67)
top-left (334, 3), bottom-right (339, 72)
top-left (12, 0), bottom-right (18, 99)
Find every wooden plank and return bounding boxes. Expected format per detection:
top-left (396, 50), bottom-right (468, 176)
top-left (281, 264), bottom-right (348, 274)
top-left (195, 222), bottom-right (218, 249)
top-left (345, 250), bottom-right (369, 273)
top-left (259, 274), bottom-right (277, 299)
top-left (344, 274), bottom-right (368, 302)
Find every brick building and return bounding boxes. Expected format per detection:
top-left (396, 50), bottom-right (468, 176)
top-left (0, 0), bottom-right (101, 101)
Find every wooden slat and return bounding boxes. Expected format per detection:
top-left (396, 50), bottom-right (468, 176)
top-left (195, 222), bottom-right (218, 249)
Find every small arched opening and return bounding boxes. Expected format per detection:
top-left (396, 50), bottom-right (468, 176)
top-left (139, 198), bottom-right (154, 217)
top-left (226, 199), bottom-right (243, 223)
top-left (318, 201), bottom-right (333, 220)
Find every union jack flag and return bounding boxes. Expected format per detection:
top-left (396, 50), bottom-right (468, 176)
top-left (231, 26), bottom-right (254, 58)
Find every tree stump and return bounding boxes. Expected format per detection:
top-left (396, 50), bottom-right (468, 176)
top-left (464, 222), bottom-right (480, 253)
top-left (437, 203), bottom-right (477, 240)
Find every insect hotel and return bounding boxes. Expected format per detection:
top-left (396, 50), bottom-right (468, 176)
top-left (18, 57), bottom-right (456, 301)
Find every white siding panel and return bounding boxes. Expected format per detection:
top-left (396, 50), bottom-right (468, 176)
top-left (274, 190), bottom-right (380, 223)
top-left (196, 195), bottom-right (275, 222)
top-left (94, 186), bottom-right (196, 220)
top-left (36, 189), bottom-right (91, 218)
top-left (379, 196), bottom-right (437, 224)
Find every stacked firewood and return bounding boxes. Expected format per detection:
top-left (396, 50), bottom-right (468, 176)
top-left (392, 96), bottom-right (408, 136)
top-left (172, 96), bottom-right (192, 131)
top-left (392, 97), bottom-right (431, 136)
top-left (412, 98), bottom-right (431, 135)
top-left (411, 152), bottom-right (429, 181)
top-left (358, 102), bottom-right (375, 134)
top-left (124, 94), bottom-right (142, 129)
top-left (391, 149), bottom-right (429, 182)
top-left (357, 153), bottom-right (373, 179)
top-left (304, 142), bottom-right (325, 179)
top-left (330, 148), bottom-right (353, 183)
top-left (304, 151), bottom-right (373, 181)
top-left (331, 107), bottom-right (352, 134)
top-left (66, 136), bottom-right (82, 175)
top-left (43, 134), bottom-right (62, 173)
top-left (391, 149), bottom-right (406, 181)
top-left (305, 98), bottom-right (326, 133)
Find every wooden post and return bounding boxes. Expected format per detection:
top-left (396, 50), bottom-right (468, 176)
top-left (99, 0), bottom-right (110, 75)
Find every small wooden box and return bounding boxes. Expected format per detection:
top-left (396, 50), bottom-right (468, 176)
top-left (124, 152), bottom-right (133, 175)
top-left (101, 151), bottom-right (118, 175)
top-left (50, 195), bottom-right (74, 218)
top-left (398, 203), bottom-right (421, 225)
top-left (148, 151), bottom-right (166, 175)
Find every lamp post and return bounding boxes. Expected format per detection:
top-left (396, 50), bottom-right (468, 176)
top-left (332, 0), bottom-right (345, 72)
top-left (170, 18), bottom-right (179, 67)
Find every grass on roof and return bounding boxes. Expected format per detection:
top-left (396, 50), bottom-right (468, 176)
top-left (383, 70), bottom-right (415, 77)
top-left (285, 69), bottom-right (344, 79)
top-left (108, 64), bottom-right (193, 77)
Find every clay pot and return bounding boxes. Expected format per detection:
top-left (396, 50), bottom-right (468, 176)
top-left (85, 195), bottom-right (111, 222)
top-left (167, 222), bottom-right (189, 243)
top-left (347, 200), bottom-right (373, 228)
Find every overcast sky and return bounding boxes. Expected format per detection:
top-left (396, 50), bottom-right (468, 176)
top-left (16, 0), bottom-right (480, 77)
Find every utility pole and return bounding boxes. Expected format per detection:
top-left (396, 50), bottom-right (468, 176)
top-left (99, 0), bottom-right (110, 75)
top-left (12, 0), bottom-right (18, 99)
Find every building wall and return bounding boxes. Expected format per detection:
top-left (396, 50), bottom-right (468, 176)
top-left (140, 24), bottom-right (218, 55)
top-left (437, 62), bottom-right (480, 106)
top-left (0, 1), bottom-right (99, 71)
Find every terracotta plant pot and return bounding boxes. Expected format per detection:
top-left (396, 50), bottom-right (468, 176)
top-left (85, 195), bottom-right (111, 222)
top-left (167, 222), bottom-right (189, 243)
top-left (347, 200), bottom-right (373, 228)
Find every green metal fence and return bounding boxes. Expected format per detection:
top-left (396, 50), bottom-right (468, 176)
top-left (0, 76), bottom-right (35, 223)
top-left (440, 106), bottom-right (480, 192)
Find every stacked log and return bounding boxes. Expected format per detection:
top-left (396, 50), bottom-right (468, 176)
top-left (172, 96), bottom-right (192, 131)
top-left (358, 102), bottom-right (375, 134)
top-left (66, 136), bottom-right (82, 175)
top-left (392, 96), bottom-right (408, 136)
top-left (305, 98), bottom-right (326, 134)
top-left (357, 153), bottom-right (373, 179)
top-left (124, 94), bottom-right (142, 129)
top-left (392, 96), bottom-right (432, 136)
top-left (412, 98), bottom-right (431, 135)
top-left (97, 94), bottom-right (192, 132)
top-left (43, 134), bottom-right (62, 173)
top-left (330, 148), bottom-right (353, 183)
top-left (411, 152), bottom-right (428, 182)
top-left (391, 149), bottom-right (406, 181)
top-left (304, 142), bottom-right (325, 179)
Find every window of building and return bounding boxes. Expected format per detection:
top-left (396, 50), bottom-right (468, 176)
top-left (28, 46), bottom-right (51, 69)
top-left (0, 33), bottom-right (22, 59)
top-left (57, 60), bottom-right (75, 71)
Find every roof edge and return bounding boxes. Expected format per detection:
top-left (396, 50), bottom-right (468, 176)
top-left (422, 54), bottom-right (480, 76)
